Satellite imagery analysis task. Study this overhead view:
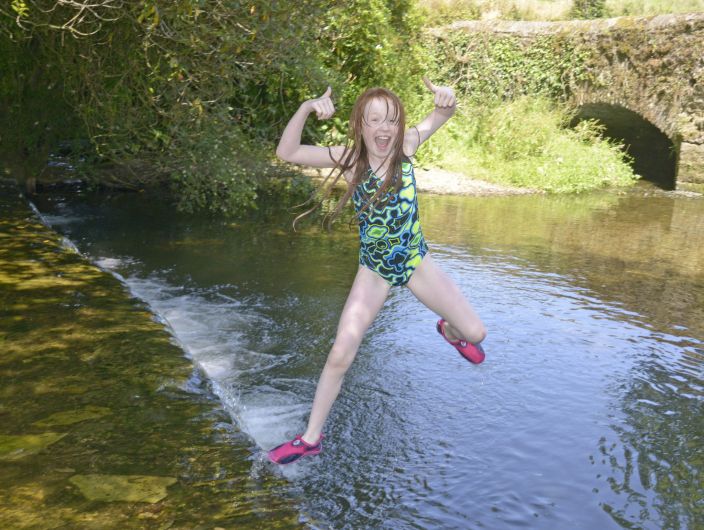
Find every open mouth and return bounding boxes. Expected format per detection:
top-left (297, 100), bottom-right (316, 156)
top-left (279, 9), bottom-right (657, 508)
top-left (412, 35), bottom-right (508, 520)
top-left (375, 135), bottom-right (391, 150)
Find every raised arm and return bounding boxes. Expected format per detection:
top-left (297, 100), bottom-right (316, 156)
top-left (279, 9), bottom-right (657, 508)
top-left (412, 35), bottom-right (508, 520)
top-left (276, 87), bottom-right (347, 168)
top-left (403, 77), bottom-right (457, 157)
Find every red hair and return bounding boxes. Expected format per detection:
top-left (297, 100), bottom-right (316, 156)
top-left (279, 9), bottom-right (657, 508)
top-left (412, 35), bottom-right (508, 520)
top-left (293, 87), bottom-right (408, 230)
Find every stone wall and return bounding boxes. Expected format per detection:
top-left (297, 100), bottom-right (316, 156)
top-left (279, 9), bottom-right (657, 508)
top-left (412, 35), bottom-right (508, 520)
top-left (430, 13), bottom-right (704, 188)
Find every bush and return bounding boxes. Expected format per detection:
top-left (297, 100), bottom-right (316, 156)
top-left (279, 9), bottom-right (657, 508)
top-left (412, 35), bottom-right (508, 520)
top-left (418, 96), bottom-right (639, 193)
top-left (570, 0), bottom-right (606, 19)
top-left (167, 109), bottom-right (259, 215)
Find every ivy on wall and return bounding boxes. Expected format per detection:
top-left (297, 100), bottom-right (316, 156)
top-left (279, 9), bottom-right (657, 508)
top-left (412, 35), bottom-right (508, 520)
top-left (426, 30), bottom-right (593, 104)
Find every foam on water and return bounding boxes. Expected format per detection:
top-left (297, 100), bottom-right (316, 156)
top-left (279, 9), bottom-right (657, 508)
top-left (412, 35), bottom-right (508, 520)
top-left (93, 262), bottom-right (310, 455)
top-left (35, 207), bottom-right (318, 471)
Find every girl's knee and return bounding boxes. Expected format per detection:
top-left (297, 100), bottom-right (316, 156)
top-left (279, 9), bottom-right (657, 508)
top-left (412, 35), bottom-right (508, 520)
top-left (473, 324), bottom-right (487, 344)
top-left (460, 320), bottom-right (487, 344)
top-left (325, 342), bottom-right (357, 373)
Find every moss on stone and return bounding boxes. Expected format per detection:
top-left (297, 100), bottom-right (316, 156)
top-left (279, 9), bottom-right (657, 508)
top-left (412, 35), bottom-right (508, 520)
top-left (0, 433), bottom-right (67, 461)
top-left (33, 406), bottom-right (112, 427)
top-left (69, 474), bottom-right (177, 503)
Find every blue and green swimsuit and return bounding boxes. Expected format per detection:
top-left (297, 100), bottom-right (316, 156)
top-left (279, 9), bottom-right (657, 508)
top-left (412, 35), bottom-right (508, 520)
top-left (352, 161), bottom-right (428, 287)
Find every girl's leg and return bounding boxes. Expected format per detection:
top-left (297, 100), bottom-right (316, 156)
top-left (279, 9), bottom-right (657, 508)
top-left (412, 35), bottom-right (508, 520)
top-left (406, 253), bottom-right (486, 344)
top-left (301, 266), bottom-right (390, 444)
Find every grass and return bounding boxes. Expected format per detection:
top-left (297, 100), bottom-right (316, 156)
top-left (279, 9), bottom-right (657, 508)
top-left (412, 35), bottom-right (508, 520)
top-left (605, 0), bottom-right (704, 16)
top-left (416, 96), bottom-right (639, 193)
top-left (419, 0), bottom-right (704, 24)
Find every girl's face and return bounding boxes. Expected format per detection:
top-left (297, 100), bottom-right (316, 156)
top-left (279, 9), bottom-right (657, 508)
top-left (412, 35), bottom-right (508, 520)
top-left (361, 97), bottom-right (401, 161)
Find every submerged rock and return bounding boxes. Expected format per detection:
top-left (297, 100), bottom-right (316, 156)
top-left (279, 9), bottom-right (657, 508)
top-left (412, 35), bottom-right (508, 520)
top-left (69, 474), bottom-right (177, 503)
top-left (0, 433), bottom-right (67, 461)
top-left (33, 406), bottom-right (111, 427)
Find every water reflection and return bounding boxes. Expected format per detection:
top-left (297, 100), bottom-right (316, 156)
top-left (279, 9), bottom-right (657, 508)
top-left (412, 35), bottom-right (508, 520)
top-left (420, 191), bottom-right (704, 334)
top-left (596, 344), bottom-right (704, 528)
top-left (420, 190), bottom-right (704, 528)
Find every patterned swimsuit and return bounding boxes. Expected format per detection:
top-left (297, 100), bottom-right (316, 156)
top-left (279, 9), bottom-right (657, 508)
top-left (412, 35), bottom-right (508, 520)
top-left (352, 161), bottom-right (428, 286)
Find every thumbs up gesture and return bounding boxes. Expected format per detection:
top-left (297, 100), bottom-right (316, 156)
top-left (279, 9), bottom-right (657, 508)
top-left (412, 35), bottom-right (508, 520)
top-left (423, 77), bottom-right (456, 109)
top-left (308, 86), bottom-right (335, 120)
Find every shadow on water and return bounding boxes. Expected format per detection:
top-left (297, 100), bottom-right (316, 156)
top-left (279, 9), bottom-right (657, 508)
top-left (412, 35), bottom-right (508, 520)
top-left (596, 353), bottom-right (703, 529)
top-left (29, 184), bottom-right (704, 529)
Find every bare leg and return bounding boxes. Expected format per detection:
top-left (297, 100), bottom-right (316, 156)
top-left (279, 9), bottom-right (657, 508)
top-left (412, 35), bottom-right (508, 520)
top-left (301, 266), bottom-right (390, 444)
top-left (406, 253), bottom-right (486, 344)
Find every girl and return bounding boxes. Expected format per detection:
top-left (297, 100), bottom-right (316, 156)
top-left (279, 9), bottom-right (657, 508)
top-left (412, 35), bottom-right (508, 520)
top-left (268, 78), bottom-right (487, 465)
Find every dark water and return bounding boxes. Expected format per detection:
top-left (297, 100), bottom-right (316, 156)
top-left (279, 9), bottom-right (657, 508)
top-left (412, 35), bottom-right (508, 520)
top-left (32, 185), bottom-right (704, 529)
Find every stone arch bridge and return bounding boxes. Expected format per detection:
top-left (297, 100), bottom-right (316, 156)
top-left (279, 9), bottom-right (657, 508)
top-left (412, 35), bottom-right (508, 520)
top-left (431, 13), bottom-right (704, 191)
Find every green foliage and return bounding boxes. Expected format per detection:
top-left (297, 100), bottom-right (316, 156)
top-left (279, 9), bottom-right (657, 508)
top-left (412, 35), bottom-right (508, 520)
top-left (426, 31), bottom-right (593, 103)
top-left (0, 0), bottom-right (431, 213)
top-left (605, 0), bottom-right (704, 16)
top-left (167, 108), bottom-right (259, 215)
top-left (417, 0), bottom-right (704, 23)
top-left (571, 0), bottom-right (606, 19)
top-left (0, 0), bottom-right (330, 206)
top-left (418, 96), bottom-right (639, 193)
top-left (10, 1), bottom-right (29, 18)
top-left (419, 0), bottom-right (577, 24)
top-left (0, 0), bottom-right (668, 210)
top-left (317, 0), bottom-right (428, 132)
top-left (165, 105), bottom-right (316, 216)
top-left (418, 0), bottom-right (483, 25)
top-left (0, 29), bottom-right (81, 185)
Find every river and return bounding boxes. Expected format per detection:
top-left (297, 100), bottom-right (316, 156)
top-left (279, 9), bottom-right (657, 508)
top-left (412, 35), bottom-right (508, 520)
top-left (32, 184), bottom-right (703, 529)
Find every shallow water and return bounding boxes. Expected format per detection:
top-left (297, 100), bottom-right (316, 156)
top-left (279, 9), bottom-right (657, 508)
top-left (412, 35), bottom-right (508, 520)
top-left (33, 185), bottom-right (704, 529)
top-left (0, 185), bottom-right (301, 529)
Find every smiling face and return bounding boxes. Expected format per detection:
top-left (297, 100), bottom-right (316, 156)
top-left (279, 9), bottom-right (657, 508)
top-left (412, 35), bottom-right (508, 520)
top-left (361, 97), bottom-right (402, 162)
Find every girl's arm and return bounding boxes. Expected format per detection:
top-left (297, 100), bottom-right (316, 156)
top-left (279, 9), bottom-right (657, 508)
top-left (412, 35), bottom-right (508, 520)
top-left (403, 77), bottom-right (456, 157)
top-left (276, 87), bottom-right (347, 168)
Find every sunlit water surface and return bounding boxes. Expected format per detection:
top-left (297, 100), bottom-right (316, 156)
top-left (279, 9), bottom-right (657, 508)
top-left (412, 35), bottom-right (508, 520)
top-left (34, 187), bottom-right (704, 529)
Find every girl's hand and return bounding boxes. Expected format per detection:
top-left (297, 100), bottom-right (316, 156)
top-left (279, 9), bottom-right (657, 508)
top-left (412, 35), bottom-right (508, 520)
top-left (307, 86), bottom-right (335, 120)
top-left (422, 77), bottom-right (456, 109)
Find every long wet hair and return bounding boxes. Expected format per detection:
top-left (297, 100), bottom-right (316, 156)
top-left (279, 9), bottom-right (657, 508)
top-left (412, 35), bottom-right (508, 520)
top-left (293, 87), bottom-right (409, 230)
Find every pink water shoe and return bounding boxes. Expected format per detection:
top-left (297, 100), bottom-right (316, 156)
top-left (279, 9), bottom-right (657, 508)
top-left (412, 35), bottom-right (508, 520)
top-left (267, 434), bottom-right (324, 465)
top-left (436, 319), bottom-right (486, 364)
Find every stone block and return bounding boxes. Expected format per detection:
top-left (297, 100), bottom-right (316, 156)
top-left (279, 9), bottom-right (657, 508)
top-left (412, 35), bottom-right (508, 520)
top-left (678, 142), bottom-right (704, 184)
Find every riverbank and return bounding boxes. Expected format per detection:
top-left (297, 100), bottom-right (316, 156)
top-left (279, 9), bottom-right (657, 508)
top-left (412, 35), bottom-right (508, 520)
top-left (414, 166), bottom-right (539, 195)
top-left (0, 181), bottom-right (301, 529)
top-left (303, 166), bottom-right (539, 195)
top-left (304, 166), bottom-right (704, 197)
